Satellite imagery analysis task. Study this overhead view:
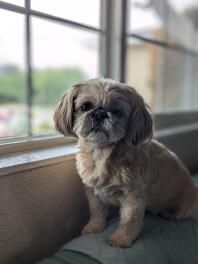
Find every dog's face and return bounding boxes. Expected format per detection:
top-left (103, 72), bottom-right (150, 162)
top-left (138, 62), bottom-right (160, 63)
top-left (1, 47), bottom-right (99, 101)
top-left (54, 78), bottom-right (153, 145)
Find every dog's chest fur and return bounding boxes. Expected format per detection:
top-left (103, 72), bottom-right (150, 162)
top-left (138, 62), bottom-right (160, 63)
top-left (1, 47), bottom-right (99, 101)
top-left (76, 138), bottom-right (130, 205)
top-left (76, 140), bottom-right (111, 188)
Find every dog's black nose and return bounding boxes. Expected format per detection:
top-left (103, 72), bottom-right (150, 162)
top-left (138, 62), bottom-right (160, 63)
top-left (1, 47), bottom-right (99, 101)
top-left (92, 109), bottom-right (108, 121)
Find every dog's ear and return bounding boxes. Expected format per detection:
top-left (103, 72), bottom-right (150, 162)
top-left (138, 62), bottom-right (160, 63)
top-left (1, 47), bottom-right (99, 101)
top-left (54, 85), bottom-right (79, 137)
top-left (126, 89), bottom-right (153, 145)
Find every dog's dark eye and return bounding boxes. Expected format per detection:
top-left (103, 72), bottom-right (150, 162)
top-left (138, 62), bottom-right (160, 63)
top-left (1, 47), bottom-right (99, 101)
top-left (80, 102), bottom-right (93, 112)
top-left (112, 109), bottom-right (122, 117)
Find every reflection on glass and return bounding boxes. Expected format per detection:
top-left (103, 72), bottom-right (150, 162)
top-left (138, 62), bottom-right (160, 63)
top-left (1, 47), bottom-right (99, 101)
top-left (0, 10), bottom-right (27, 138)
top-left (31, 0), bottom-right (101, 28)
top-left (32, 17), bottom-right (99, 135)
top-left (126, 38), bottom-right (197, 112)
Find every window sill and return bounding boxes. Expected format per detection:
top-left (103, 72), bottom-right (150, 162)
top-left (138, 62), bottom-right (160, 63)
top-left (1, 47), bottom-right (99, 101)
top-left (1, 123), bottom-right (198, 177)
top-left (154, 123), bottom-right (198, 138)
top-left (0, 135), bottom-right (77, 155)
top-left (0, 143), bottom-right (78, 177)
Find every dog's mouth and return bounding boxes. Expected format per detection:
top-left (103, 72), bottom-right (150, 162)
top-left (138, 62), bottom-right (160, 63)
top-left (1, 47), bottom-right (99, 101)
top-left (82, 119), bottom-right (110, 143)
top-left (90, 122), bottom-right (109, 136)
top-left (77, 117), bottom-right (125, 145)
top-left (91, 121), bottom-right (104, 130)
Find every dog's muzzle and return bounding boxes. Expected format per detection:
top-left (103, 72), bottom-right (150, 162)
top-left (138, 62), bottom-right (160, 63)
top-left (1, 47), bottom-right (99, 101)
top-left (90, 108), bottom-right (108, 131)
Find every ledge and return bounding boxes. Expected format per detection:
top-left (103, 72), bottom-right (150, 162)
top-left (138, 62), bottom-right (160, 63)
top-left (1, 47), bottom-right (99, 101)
top-left (0, 135), bottom-right (77, 155)
top-left (0, 144), bottom-right (78, 177)
top-left (1, 123), bottom-right (198, 177)
top-left (154, 123), bottom-right (198, 138)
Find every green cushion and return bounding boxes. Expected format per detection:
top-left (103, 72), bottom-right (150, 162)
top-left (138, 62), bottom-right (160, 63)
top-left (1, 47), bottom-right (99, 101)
top-left (37, 249), bottom-right (101, 264)
top-left (39, 176), bottom-right (198, 264)
top-left (63, 214), bottom-right (198, 264)
top-left (38, 214), bottom-right (198, 264)
top-left (193, 174), bottom-right (198, 183)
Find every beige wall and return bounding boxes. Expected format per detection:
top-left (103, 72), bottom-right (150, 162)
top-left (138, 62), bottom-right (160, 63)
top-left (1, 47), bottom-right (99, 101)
top-left (0, 159), bottom-right (88, 264)
top-left (1, 115), bottom-right (198, 263)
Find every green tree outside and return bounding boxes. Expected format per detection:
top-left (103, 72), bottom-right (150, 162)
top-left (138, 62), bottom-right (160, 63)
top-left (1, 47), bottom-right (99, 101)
top-left (0, 65), bottom-right (87, 105)
top-left (33, 67), bottom-right (87, 105)
top-left (0, 65), bottom-right (87, 136)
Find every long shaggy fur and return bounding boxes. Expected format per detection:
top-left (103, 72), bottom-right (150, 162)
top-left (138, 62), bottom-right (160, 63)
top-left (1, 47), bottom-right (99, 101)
top-left (54, 78), bottom-right (198, 248)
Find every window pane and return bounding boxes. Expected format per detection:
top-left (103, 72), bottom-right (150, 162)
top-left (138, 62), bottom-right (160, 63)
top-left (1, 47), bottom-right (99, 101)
top-left (32, 17), bottom-right (100, 135)
top-left (31, 0), bottom-right (101, 28)
top-left (128, 0), bottom-right (198, 51)
top-left (126, 38), bottom-right (197, 112)
top-left (0, 10), bottom-right (27, 138)
top-left (3, 0), bottom-right (24, 6)
top-left (168, 0), bottom-right (198, 13)
top-left (128, 0), bottom-right (167, 41)
top-left (167, 0), bottom-right (198, 51)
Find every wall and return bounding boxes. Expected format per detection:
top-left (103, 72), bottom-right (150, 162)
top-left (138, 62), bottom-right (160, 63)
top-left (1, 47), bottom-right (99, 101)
top-left (1, 119), bottom-right (198, 263)
top-left (0, 159), bottom-right (88, 264)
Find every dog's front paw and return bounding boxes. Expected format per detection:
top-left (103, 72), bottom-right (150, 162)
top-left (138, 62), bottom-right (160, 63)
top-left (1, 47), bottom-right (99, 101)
top-left (107, 231), bottom-right (133, 248)
top-left (82, 219), bottom-right (106, 235)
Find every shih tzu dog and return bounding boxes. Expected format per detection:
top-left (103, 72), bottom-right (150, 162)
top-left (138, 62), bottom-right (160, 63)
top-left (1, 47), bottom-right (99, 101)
top-left (54, 78), bottom-right (198, 248)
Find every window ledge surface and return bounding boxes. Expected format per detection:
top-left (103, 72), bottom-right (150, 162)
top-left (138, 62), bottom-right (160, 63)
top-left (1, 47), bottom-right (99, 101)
top-left (0, 144), bottom-right (78, 177)
top-left (1, 123), bottom-right (198, 177)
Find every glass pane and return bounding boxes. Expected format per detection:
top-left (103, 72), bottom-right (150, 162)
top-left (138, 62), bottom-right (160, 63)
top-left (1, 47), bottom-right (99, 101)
top-left (168, 0), bottom-right (198, 13)
top-left (162, 50), bottom-right (187, 111)
top-left (167, 0), bottom-right (198, 51)
top-left (128, 0), bottom-right (167, 41)
top-left (0, 10), bottom-right (27, 138)
top-left (4, 0), bottom-right (24, 6)
top-left (31, 0), bottom-right (101, 28)
top-left (128, 0), bottom-right (198, 51)
top-left (32, 17), bottom-right (100, 135)
top-left (126, 38), bottom-right (197, 112)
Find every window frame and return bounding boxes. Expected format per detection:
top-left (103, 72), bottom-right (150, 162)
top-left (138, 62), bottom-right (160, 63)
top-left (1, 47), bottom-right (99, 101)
top-left (125, 0), bottom-right (198, 112)
top-left (0, 0), bottom-right (110, 151)
top-left (0, 0), bottom-right (197, 163)
top-left (3, 0), bottom-right (197, 152)
top-left (0, 134), bottom-right (76, 155)
top-left (0, 0), bottom-right (128, 152)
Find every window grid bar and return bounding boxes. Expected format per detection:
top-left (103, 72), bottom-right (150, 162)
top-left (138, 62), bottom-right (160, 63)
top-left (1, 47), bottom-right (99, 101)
top-left (25, 0), bottom-right (32, 136)
top-left (0, 1), bottom-right (24, 13)
top-left (120, 0), bottom-right (127, 83)
top-left (127, 33), bottom-right (198, 57)
top-left (30, 9), bottom-right (104, 34)
top-left (0, 1), bottom-right (104, 34)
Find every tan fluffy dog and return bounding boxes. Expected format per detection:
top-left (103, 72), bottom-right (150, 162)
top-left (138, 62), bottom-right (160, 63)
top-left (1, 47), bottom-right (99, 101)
top-left (54, 78), bottom-right (198, 248)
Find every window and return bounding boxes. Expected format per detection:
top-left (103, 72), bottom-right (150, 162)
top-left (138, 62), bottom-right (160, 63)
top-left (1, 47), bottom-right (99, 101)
top-left (1, 0), bottom-right (198, 142)
top-left (4, 0), bottom-right (24, 6)
top-left (0, 9), bottom-right (27, 137)
top-left (126, 0), bottom-right (198, 112)
top-left (32, 18), bottom-right (99, 135)
top-left (31, 0), bottom-right (101, 28)
top-left (0, 0), bottom-right (102, 138)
